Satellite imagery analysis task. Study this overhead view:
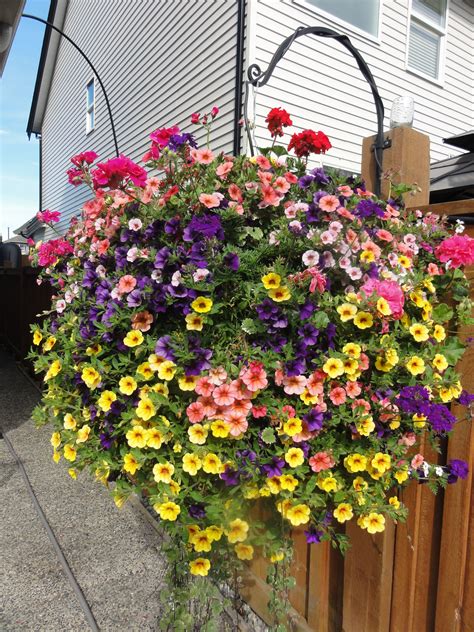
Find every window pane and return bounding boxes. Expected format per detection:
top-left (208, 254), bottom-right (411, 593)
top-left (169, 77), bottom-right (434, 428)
top-left (306, 0), bottom-right (380, 36)
top-left (412, 0), bottom-right (446, 27)
top-left (87, 80), bottom-right (94, 108)
top-left (408, 20), bottom-right (440, 78)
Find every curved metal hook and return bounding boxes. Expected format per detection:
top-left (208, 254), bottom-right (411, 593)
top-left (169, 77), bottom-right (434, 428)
top-left (245, 26), bottom-right (385, 196)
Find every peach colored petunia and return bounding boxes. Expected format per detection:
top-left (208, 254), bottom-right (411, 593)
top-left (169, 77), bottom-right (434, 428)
top-left (199, 193), bottom-right (221, 208)
top-left (225, 412), bottom-right (249, 436)
top-left (193, 148), bottom-right (215, 164)
top-left (282, 375), bottom-right (307, 395)
top-left (228, 184), bottom-right (243, 202)
top-left (258, 170), bottom-right (273, 185)
top-left (309, 451), bottom-right (335, 472)
top-left (216, 161), bottom-right (233, 178)
top-left (187, 401), bottom-right (205, 424)
top-left (231, 379), bottom-right (252, 400)
top-left (197, 396), bottom-right (217, 418)
top-left (351, 399), bottom-right (371, 414)
top-left (319, 195), bottom-right (340, 212)
top-left (259, 185), bottom-right (281, 207)
top-left (256, 155), bottom-right (271, 169)
top-left (345, 381), bottom-right (362, 398)
top-left (118, 275), bottom-right (137, 294)
top-left (376, 229), bottom-right (393, 242)
top-left (213, 384), bottom-right (236, 407)
top-left (329, 387), bottom-right (347, 405)
top-left (195, 377), bottom-right (214, 397)
top-left (208, 366), bottom-right (227, 386)
top-left (229, 398), bottom-right (252, 417)
top-left (273, 176), bottom-right (291, 195)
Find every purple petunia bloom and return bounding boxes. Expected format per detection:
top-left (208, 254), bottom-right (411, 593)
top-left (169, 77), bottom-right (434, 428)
top-left (303, 408), bottom-right (324, 432)
top-left (285, 357), bottom-right (306, 376)
top-left (459, 390), bottom-right (474, 406)
top-left (183, 213), bottom-right (224, 242)
top-left (127, 289), bottom-right (142, 307)
top-left (99, 432), bottom-right (114, 449)
top-left (299, 301), bottom-right (316, 320)
top-left (310, 167), bottom-right (331, 184)
top-left (354, 199), bottom-right (385, 219)
top-left (298, 175), bottom-right (314, 189)
top-left (304, 527), bottom-right (323, 544)
top-left (306, 203), bottom-right (320, 223)
top-left (168, 132), bottom-right (197, 151)
top-left (223, 252), bottom-right (240, 270)
top-left (164, 216), bottom-right (181, 237)
top-left (261, 456), bottom-right (285, 478)
top-left (220, 466), bottom-right (241, 486)
top-left (155, 335), bottom-right (176, 361)
top-left (448, 459), bottom-right (469, 480)
top-left (256, 298), bottom-right (279, 321)
top-left (188, 503), bottom-right (206, 519)
top-left (154, 247), bottom-right (171, 269)
top-left (298, 323), bottom-right (319, 347)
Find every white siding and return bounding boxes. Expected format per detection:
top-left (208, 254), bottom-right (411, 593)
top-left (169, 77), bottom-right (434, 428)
top-left (42, 0), bottom-right (241, 235)
top-left (249, 0), bottom-right (474, 174)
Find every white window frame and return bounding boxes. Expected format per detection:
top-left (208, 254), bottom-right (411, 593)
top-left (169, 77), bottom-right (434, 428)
top-left (292, 0), bottom-right (383, 45)
top-left (406, 0), bottom-right (448, 85)
top-left (86, 78), bottom-right (95, 134)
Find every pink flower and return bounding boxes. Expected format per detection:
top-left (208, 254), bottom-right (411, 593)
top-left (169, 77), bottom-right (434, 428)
top-left (216, 161), bottom-right (233, 178)
top-left (190, 112), bottom-right (200, 124)
top-left (195, 377), bottom-right (214, 397)
top-left (240, 362), bottom-right (268, 391)
top-left (376, 229), bottom-right (393, 242)
top-left (337, 185), bottom-right (353, 197)
top-left (213, 384), bottom-right (236, 407)
top-left (273, 176), bottom-right (290, 195)
top-left (71, 151), bottom-right (97, 166)
top-left (228, 183), bottom-right (243, 202)
top-left (225, 413), bottom-right (248, 437)
top-left (37, 209), bottom-right (61, 224)
top-left (128, 218), bottom-right (142, 231)
top-left (193, 148), bottom-right (215, 164)
top-left (309, 452), bottom-right (335, 472)
top-left (97, 239), bottom-right (110, 255)
top-left (187, 402), bottom-right (205, 424)
top-left (411, 454), bottom-right (424, 469)
top-left (329, 387), bottom-right (347, 405)
top-left (361, 278), bottom-right (404, 318)
top-left (435, 234), bottom-right (474, 268)
top-left (117, 275), bottom-right (137, 294)
top-left (199, 193), bottom-right (221, 208)
top-left (256, 156), bottom-right (271, 170)
top-left (302, 250), bottom-right (319, 267)
top-left (259, 185), bottom-right (281, 207)
top-left (345, 381), bottom-right (362, 398)
top-left (398, 432), bottom-right (416, 447)
top-left (230, 398), bottom-right (252, 417)
top-left (427, 262), bottom-right (441, 275)
top-left (319, 195), bottom-right (340, 213)
top-left (285, 172), bottom-right (298, 184)
top-left (352, 399), bottom-right (371, 414)
top-left (282, 375), bottom-right (307, 395)
top-left (208, 367), bottom-right (228, 385)
top-left (231, 379), bottom-right (252, 400)
top-left (92, 156), bottom-right (147, 188)
top-left (150, 125), bottom-right (180, 147)
top-left (197, 396), bottom-right (217, 417)
top-left (251, 405), bottom-right (267, 418)
top-left (211, 106), bottom-right (219, 118)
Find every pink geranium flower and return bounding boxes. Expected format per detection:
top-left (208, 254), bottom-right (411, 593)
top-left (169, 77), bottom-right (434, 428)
top-left (37, 209), bottom-right (61, 224)
top-left (435, 234), bottom-right (474, 268)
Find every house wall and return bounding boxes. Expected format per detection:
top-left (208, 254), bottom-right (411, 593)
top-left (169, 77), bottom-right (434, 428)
top-left (249, 0), bottom-right (474, 174)
top-left (41, 0), bottom-right (241, 235)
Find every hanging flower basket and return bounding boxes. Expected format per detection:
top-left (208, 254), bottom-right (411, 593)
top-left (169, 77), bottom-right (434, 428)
top-left (29, 107), bottom-right (474, 630)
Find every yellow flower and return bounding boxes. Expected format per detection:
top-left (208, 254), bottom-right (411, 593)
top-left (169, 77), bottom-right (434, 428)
top-left (360, 249), bottom-right (375, 264)
top-left (376, 297), bottom-right (392, 316)
top-left (433, 324), bottom-right (446, 342)
top-left (389, 496), bottom-right (400, 509)
top-left (173, 442), bottom-right (182, 453)
top-left (63, 444), bottom-right (77, 462)
top-left (409, 323), bottom-right (429, 342)
top-left (365, 512), bottom-right (386, 534)
top-left (413, 413), bottom-right (427, 428)
top-left (352, 476), bottom-right (368, 492)
top-left (123, 330), bottom-right (144, 347)
top-left (191, 530), bottom-right (212, 552)
top-left (356, 416), bottom-right (375, 436)
top-left (44, 360), bottom-right (62, 381)
top-left (284, 447), bottom-right (304, 468)
top-left (151, 382), bottom-right (169, 397)
top-left (375, 357), bottom-right (395, 372)
top-left (137, 362), bottom-right (154, 380)
top-left (226, 518), bottom-right (249, 543)
top-left (283, 417), bottom-right (302, 437)
top-left (202, 453), bottom-right (223, 474)
top-left (119, 376), bottom-right (137, 395)
top-left (323, 357), bottom-right (344, 379)
top-left (188, 424), bottom-right (208, 445)
top-left (147, 428), bottom-right (164, 449)
top-left (410, 291), bottom-right (426, 308)
top-left (178, 375), bottom-right (199, 391)
top-left (337, 303), bottom-right (358, 322)
top-left (43, 336), bottom-right (57, 351)
top-left (385, 349), bottom-right (399, 365)
top-left (279, 474), bottom-right (298, 492)
top-left (394, 469), bottom-right (409, 484)
top-left (343, 342), bottom-right (361, 358)
top-left (210, 419), bottom-right (230, 438)
top-left (33, 330), bottom-right (43, 345)
top-left (333, 503), bottom-right (353, 523)
top-left (123, 453), bottom-right (141, 475)
top-left (169, 480), bottom-right (181, 495)
top-left (86, 343), bottom-right (102, 356)
top-left (76, 425), bottom-right (91, 443)
top-left (344, 453), bottom-right (367, 473)
top-left (432, 354), bottom-right (448, 371)
top-left (148, 354), bottom-right (164, 371)
top-left (157, 361), bottom-right (177, 381)
top-left (266, 477), bottom-right (282, 494)
top-left (97, 390), bottom-right (117, 412)
top-left (50, 432), bottom-right (61, 449)
top-left (63, 413), bottom-right (77, 430)
top-left (406, 356), bottom-right (425, 375)
top-left (52, 450), bottom-right (61, 464)
top-left (353, 312), bottom-right (374, 329)
top-left (155, 501), bottom-right (180, 521)
top-left (81, 366), bottom-right (101, 389)
top-left (439, 386), bottom-right (455, 403)
top-left (68, 468), bottom-right (77, 480)
top-left (206, 526), bottom-right (223, 542)
top-left (268, 286), bottom-right (291, 302)
top-left (261, 272), bottom-right (281, 289)
top-left (153, 461), bottom-right (175, 484)
top-left (235, 543), bottom-right (254, 560)
top-left (300, 389), bottom-right (318, 404)
top-left (182, 452), bottom-right (202, 475)
top-left (136, 397), bottom-right (156, 421)
top-left (371, 452), bottom-right (391, 473)
top-left (185, 313), bottom-right (204, 331)
top-left (343, 358), bottom-right (359, 375)
top-left (398, 255), bottom-right (411, 268)
top-left (189, 558), bottom-right (211, 576)
top-left (286, 504), bottom-right (311, 526)
top-left (114, 492), bottom-right (127, 508)
top-left (126, 425), bottom-right (148, 448)
top-left (317, 476), bottom-right (338, 493)
top-left (270, 551), bottom-right (285, 563)
top-left (191, 296), bottom-right (213, 313)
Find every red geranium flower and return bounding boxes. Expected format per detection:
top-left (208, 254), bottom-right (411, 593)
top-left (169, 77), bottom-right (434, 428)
top-left (266, 107), bottom-right (293, 137)
top-left (288, 129), bottom-right (332, 157)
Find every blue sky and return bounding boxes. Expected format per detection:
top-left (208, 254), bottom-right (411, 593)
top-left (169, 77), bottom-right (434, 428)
top-left (0, 0), bottom-right (49, 240)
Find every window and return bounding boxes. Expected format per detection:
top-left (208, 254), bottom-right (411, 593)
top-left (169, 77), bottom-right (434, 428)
top-left (301, 0), bottom-right (381, 38)
top-left (86, 79), bottom-right (95, 133)
top-left (407, 0), bottom-right (447, 80)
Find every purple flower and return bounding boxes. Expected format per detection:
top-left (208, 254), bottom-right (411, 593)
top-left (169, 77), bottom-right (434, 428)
top-left (220, 466), bottom-right (241, 486)
top-left (188, 503), bottom-right (206, 519)
top-left (448, 459), bottom-right (469, 481)
top-left (155, 335), bottom-right (176, 361)
top-left (298, 323), bottom-right (319, 347)
top-left (183, 213), bottom-right (224, 242)
top-left (99, 432), bottom-right (114, 449)
top-left (298, 175), bottom-right (314, 189)
top-left (168, 132), bottom-right (197, 151)
top-left (459, 390), bottom-right (474, 406)
top-left (164, 216), bottom-right (181, 237)
top-left (285, 358), bottom-right (306, 376)
top-left (126, 289), bottom-right (142, 307)
top-left (304, 527), bottom-right (323, 544)
top-left (299, 301), bottom-right (316, 320)
top-left (310, 167), bottom-right (331, 184)
top-left (154, 247), bottom-right (171, 269)
top-left (261, 456), bottom-right (285, 478)
top-left (303, 408), bottom-right (324, 432)
top-left (355, 199), bottom-right (384, 219)
top-left (223, 252), bottom-right (240, 270)
top-left (256, 298), bottom-right (279, 321)
top-left (428, 403), bottom-right (457, 433)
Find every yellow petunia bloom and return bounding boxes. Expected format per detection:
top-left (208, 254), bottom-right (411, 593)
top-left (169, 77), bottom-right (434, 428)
top-left (406, 356), bottom-right (425, 376)
top-left (337, 303), bottom-right (358, 322)
top-left (153, 461), bottom-right (175, 484)
top-left (182, 452), bottom-right (202, 476)
top-left (44, 360), bottom-right (62, 381)
top-left (365, 512), bottom-right (386, 534)
top-left (126, 425), bottom-right (148, 448)
top-left (409, 323), bottom-right (429, 342)
top-left (268, 286), bottom-right (291, 302)
top-left (210, 419), bottom-right (230, 438)
top-left (119, 376), bottom-right (137, 395)
top-left (148, 354), bottom-right (165, 371)
top-left (389, 496), bottom-right (400, 509)
top-left (286, 504), bottom-right (311, 526)
top-left (283, 417), bottom-right (302, 437)
top-left (146, 428), bottom-right (164, 449)
top-left (185, 313), bottom-right (204, 331)
top-left (235, 543), bottom-right (254, 560)
top-left (284, 447), bottom-right (305, 468)
top-left (413, 413), bottom-right (427, 429)
top-left (352, 476), bottom-right (368, 492)
top-left (300, 389), bottom-right (318, 405)
top-left (123, 330), bottom-right (144, 347)
top-left (50, 432), bottom-right (61, 449)
top-left (432, 354), bottom-right (448, 372)
top-left (270, 551), bottom-right (285, 563)
top-left (353, 312), bottom-right (374, 329)
top-left (76, 425), bottom-right (91, 443)
top-left (189, 558), bottom-right (211, 576)
top-left (333, 503), bottom-right (353, 523)
top-left (360, 250), bottom-right (375, 264)
top-left (344, 453), bottom-right (367, 473)
top-left (52, 450), bottom-right (61, 464)
top-left (394, 469), bottom-right (409, 484)
top-left (123, 453), bottom-right (141, 475)
top-left (86, 343), bottom-right (102, 356)
top-left (202, 453), bottom-right (223, 474)
top-left (433, 324), bottom-right (446, 342)
top-left (261, 272), bottom-right (281, 289)
top-left (63, 444), bottom-right (77, 462)
top-left (226, 518), bottom-right (249, 543)
top-left (178, 375), bottom-right (199, 391)
top-left (68, 468), bottom-right (77, 480)
top-left (151, 382), bottom-right (169, 398)
top-left (317, 476), bottom-right (338, 493)
top-left (266, 477), bottom-right (282, 494)
top-left (323, 357), bottom-right (345, 379)
top-left (343, 342), bottom-right (361, 358)
top-left (191, 297), bottom-right (213, 313)
top-left (43, 336), bottom-right (57, 352)
top-left (81, 366), bottom-right (101, 389)
top-left (137, 362), bottom-right (154, 380)
top-left (398, 255), bottom-right (411, 268)
top-left (33, 330), bottom-right (43, 345)
top-left (191, 531), bottom-right (212, 552)
top-left (188, 424), bottom-right (208, 445)
top-left (136, 397), bottom-right (156, 421)
top-left (157, 361), bottom-right (177, 381)
top-left (356, 416), bottom-right (375, 436)
top-left (376, 297), bottom-right (392, 316)
top-left (279, 474), bottom-right (298, 492)
top-left (97, 390), bottom-right (117, 412)
top-left (371, 452), bottom-right (391, 473)
top-left (155, 501), bottom-right (180, 521)
top-left (206, 526), bottom-right (223, 542)
top-left (63, 413), bottom-right (77, 430)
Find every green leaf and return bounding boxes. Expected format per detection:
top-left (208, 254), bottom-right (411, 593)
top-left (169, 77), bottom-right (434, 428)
top-left (443, 338), bottom-right (466, 365)
top-left (432, 303), bottom-right (454, 323)
top-left (261, 427), bottom-right (276, 444)
top-left (313, 311), bottom-right (330, 329)
top-left (271, 145), bottom-right (289, 157)
top-left (241, 318), bottom-right (257, 335)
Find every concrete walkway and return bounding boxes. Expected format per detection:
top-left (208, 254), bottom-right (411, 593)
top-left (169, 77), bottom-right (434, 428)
top-left (0, 350), bottom-right (167, 631)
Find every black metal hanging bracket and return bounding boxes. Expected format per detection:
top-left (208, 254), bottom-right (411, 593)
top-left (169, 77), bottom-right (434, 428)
top-left (245, 26), bottom-right (386, 197)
